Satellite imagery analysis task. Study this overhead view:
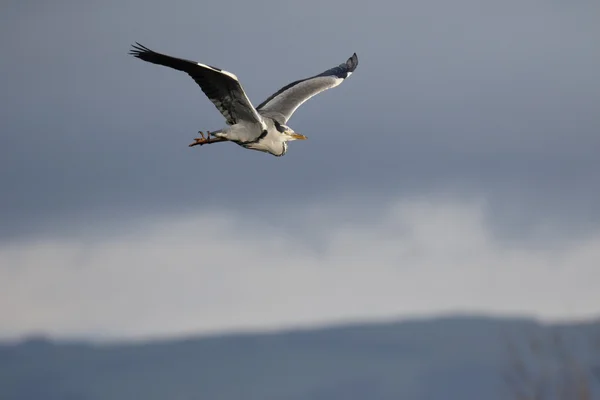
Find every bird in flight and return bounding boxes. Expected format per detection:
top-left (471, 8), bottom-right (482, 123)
top-left (129, 43), bottom-right (358, 157)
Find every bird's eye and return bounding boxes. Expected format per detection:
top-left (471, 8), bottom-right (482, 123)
top-left (274, 121), bottom-right (286, 133)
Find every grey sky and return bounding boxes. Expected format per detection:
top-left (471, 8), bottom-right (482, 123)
top-left (1, 0), bottom-right (599, 339)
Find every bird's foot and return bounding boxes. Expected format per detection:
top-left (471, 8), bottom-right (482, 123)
top-left (189, 137), bottom-right (210, 147)
top-left (190, 130), bottom-right (211, 147)
top-left (189, 131), bottom-right (226, 147)
top-left (197, 130), bottom-right (212, 139)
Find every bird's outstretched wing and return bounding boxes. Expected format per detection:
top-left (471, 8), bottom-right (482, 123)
top-left (256, 53), bottom-right (358, 124)
top-left (129, 42), bottom-right (263, 126)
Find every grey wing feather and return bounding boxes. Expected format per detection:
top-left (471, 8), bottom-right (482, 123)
top-left (129, 42), bottom-right (262, 126)
top-left (256, 53), bottom-right (358, 124)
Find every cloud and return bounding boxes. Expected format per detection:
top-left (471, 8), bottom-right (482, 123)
top-left (1, 0), bottom-right (599, 343)
top-left (1, 0), bottom-right (599, 240)
top-left (1, 195), bottom-right (599, 340)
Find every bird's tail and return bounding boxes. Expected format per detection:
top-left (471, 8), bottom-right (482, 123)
top-left (210, 129), bottom-right (226, 137)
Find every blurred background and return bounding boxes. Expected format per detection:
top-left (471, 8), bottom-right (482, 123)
top-left (1, 0), bottom-right (599, 398)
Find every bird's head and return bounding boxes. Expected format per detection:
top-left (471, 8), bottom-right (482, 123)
top-left (280, 124), bottom-right (307, 142)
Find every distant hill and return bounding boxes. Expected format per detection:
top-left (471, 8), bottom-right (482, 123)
top-left (1, 315), bottom-right (599, 400)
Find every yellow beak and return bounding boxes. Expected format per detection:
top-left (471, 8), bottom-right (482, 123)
top-left (290, 132), bottom-right (307, 140)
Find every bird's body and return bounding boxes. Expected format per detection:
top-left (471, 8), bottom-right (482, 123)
top-left (129, 43), bottom-right (358, 157)
top-left (210, 119), bottom-right (290, 156)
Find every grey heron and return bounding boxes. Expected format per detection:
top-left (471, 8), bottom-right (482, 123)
top-left (129, 43), bottom-right (358, 157)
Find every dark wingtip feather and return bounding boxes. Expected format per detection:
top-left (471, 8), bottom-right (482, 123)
top-left (346, 53), bottom-right (358, 72)
top-left (128, 42), bottom-right (153, 58)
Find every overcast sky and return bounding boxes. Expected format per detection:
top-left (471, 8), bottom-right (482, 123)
top-left (1, 0), bottom-right (599, 341)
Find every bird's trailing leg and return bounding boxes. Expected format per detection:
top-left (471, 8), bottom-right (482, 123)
top-left (189, 130), bottom-right (228, 147)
